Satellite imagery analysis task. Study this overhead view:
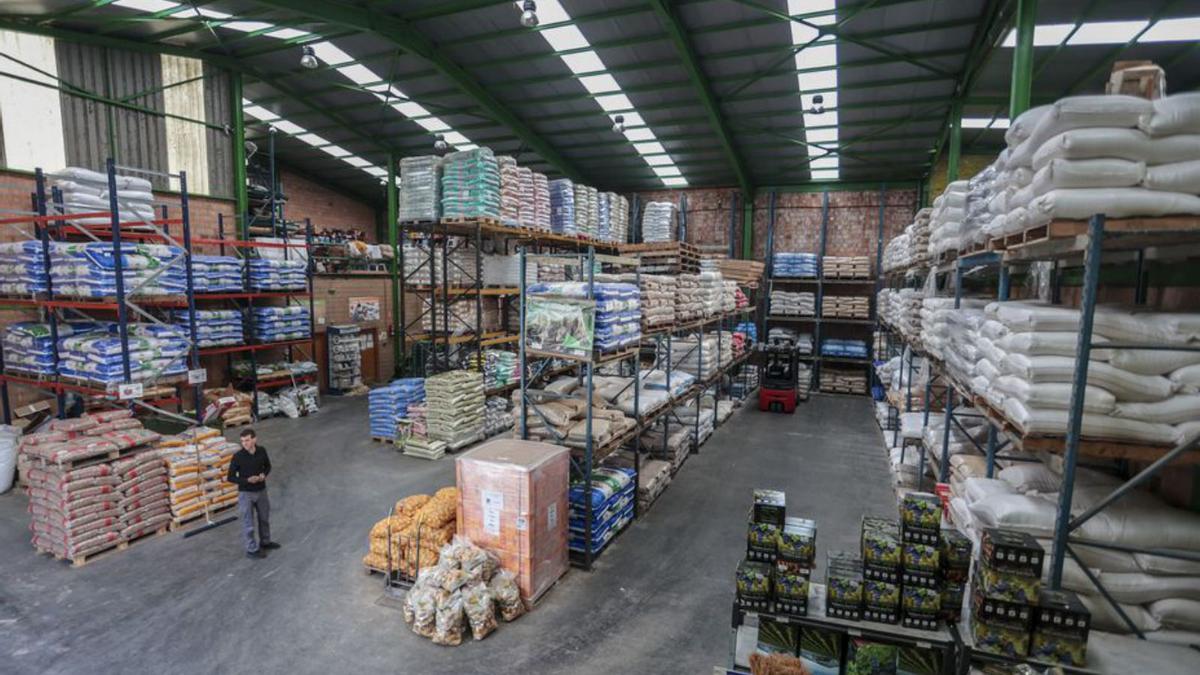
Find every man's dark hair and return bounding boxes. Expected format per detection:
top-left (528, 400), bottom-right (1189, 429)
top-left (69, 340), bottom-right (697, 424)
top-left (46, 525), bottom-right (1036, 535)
top-left (240, 428), bottom-right (257, 439)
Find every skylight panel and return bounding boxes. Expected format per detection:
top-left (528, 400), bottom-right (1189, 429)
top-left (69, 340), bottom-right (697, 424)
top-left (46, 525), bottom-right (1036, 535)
top-left (579, 74), bottom-right (622, 94)
top-left (240, 98), bottom-right (382, 177)
top-left (634, 142), bottom-right (667, 156)
top-left (1067, 20), bottom-right (1149, 45)
top-left (790, 0), bottom-right (840, 182)
top-left (653, 166), bottom-right (683, 178)
top-left (961, 117), bottom-right (1010, 129)
top-left (1142, 17), bottom-right (1200, 42)
top-left (810, 169), bottom-right (839, 180)
top-left (595, 94), bottom-right (633, 112)
top-left (561, 52), bottom-right (605, 73)
top-left (662, 176), bottom-right (689, 187)
top-left (113, 0), bottom-right (177, 12)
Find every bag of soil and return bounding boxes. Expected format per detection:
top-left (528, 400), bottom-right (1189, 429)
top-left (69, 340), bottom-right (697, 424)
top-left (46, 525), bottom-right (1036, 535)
top-left (432, 591), bottom-right (466, 646)
top-left (462, 582), bottom-right (498, 640)
top-left (488, 569), bottom-right (526, 622)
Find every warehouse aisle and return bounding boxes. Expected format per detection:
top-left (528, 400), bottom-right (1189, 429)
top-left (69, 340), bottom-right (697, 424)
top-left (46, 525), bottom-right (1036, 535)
top-left (0, 395), bottom-right (893, 675)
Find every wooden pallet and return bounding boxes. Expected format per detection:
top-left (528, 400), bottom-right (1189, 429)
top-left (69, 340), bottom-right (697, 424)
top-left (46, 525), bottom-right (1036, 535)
top-left (170, 502), bottom-right (237, 531)
top-left (441, 216), bottom-right (501, 227)
top-left (370, 436), bottom-right (396, 444)
top-left (38, 524), bottom-right (170, 568)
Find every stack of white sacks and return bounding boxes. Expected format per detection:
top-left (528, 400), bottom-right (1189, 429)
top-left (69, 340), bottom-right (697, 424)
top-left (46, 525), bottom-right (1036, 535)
top-left (697, 271), bottom-right (724, 317)
top-left (770, 290), bottom-right (815, 316)
top-left (720, 280), bottom-right (738, 314)
top-left (877, 288), bottom-right (923, 341)
top-left (641, 202), bottom-right (676, 242)
top-left (52, 167), bottom-right (156, 226)
top-left (927, 181), bottom-right (969, 258)
top-left (636, 274), bottom-right (675, 329)
top-left (609, 194), bottom-right (630, 243)
top-left (532, 172), bottom-right (552, 231)
top-left (674, 274), bottom-right (703, 322)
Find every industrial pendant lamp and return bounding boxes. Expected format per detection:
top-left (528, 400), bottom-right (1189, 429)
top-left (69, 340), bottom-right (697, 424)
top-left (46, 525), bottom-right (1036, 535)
top-left (300, 45), bottom-right (319, 70)
top-left (520, 1), bottom-right (539, 28)
top-left (611, 115), bottom-right (625, 133)
top-left (434, 134), bottom-right (449, 155)
top-left (807, 94), bottom-right (825, 115)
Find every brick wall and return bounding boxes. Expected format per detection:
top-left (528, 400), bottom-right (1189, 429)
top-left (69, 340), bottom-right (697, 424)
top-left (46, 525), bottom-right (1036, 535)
top-left (280, 167), bottom-right (381, 240)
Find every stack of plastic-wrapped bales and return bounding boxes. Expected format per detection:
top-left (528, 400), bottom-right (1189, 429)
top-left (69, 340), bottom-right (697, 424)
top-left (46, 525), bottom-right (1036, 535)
top-left (640, 202), bottom-right (676, 242)
top-left (772, 252), bottom-right (819, 278)
top-left (249, 306), bottom-right (310, 343)
top-left (49, 242), bottom-right (185, 297)
top-left (441, 148), bottom-right (500, 220)
top-left (368, 378), bottom-right (425, 440)
top-left (192, 255), bottom-right (243, 293)
top-left (2, 321), bottom-right (97, 376)
top-left (172, 309), bottom-right (243, 348)
top-left (569, 466), bottom-right (635, 555)
top-left (51, 167), bottom-right (155, 225)
top-left (247, 258), bottom-right (306, 291)
top-left (549, 179), bottom-right (576, 235)
top-left (58, 323), bottom-right (189, 385)
top-left (398, 155), bottom-right (441, 222)
top-left (0, 241), bottom-right (49, 295)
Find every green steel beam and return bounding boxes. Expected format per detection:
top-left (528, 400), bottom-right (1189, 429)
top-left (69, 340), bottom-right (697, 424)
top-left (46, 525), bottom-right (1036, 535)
top-left (1009, 0), bottom-right (1037, 119)
top-left (465, 32), bottom-right (670, 69)
top-left (234, 29), bottom-right (355, 59)
top-left (649, 0), bottom-right (750, 195)
top-left (947, 100), bottom-right (963, 182)
top-left (742, 192), bottom-right (754, 259)
top-left (232, 70), bottom-right (249, 238)
top-left (387, 154), bottom-right (400, 376)
top-left (45, 0), bottom-right (119, 20)
top-left (94, 0), bottom-right (221, 35)
top-left (248, 0), bottom-right (583, 181)
top-left (441, 5), bottom-right (652, 48)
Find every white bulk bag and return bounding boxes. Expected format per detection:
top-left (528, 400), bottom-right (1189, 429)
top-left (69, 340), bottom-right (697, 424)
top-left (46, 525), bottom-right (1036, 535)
top-left (1073, 482), bottom-right (1200, 552)
top-left (1095, 306), bottom-right (1200, 344)
top-left (1113, 394), bottom-right (1200, 425)
top-left (1005, 104), bottom-right (1052, 148)
top-left (1036, 537), bottom-right (1141, 574)
top-left (1033, 128), bottom-right (1156, 170)
top-left (1002, 354), bottom-right (1174, 402)
top-left (1030, 158), bottom-right (1145, 197)
top-left (1136, 551), bottom-right (1200, 576)
top-left (1009, 184), bottom-right (1035, 211)
top-left (1025, 188), bottom-right (1200, 227)
top-left (995, 331), bottom-right (1111, 360)
top-left (1003, 398), bottom-right (1179, 443)
top-left (993, 375), bottom-right (1116, 414)
top-left (1009, 95), bottom-right (1153, 167)
top-left (989, 301), bottom-right (1081, 332)
top-left (998, 463), bottom-right (1061, 493)
top-left (1144, 159), bottom-right (1200, 194)
top-left (979, 319), bottom-right (1009, 340)
top-left (1109, 349), bottom-right (1200, 376)
top-left (1140, 92), bottom-right (1200, 136)
top-left (968, 492), bottom-right (1058, 537)
top-left (964, 477), bottom-right (1015, 504)
top-left (53, 167), bottom-right (153, 192)
top-left (1079, 594), bottom-right (1161, 634)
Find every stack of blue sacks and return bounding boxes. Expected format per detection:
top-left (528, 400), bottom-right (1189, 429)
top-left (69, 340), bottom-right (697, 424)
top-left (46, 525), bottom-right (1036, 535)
top-left (192, 255), bottom-right (244, 292)
top-left (2, 321), bottom-right (98, 376)
top-left (596, 192), bottom-right (612, 241)
top-left (548, 179), bottom-right (576, 235)
top-left (821, 338), bottom-right (869, 359)
top-left (735, 321), bottom-right (758, 343)
top-left (57, 323), bottom-right (189, 384)
top-left (773, 252), bottom-right (819, 278)
top-left (368, 378), bottom-right (425, 440)
top-left (247, 258), bottom-right (306, 291)
top-left (0, 241), bottom-right (50, 295)
top-left (48, 242), bottom-right (186, 297)
top-left (172, 309), bottom-right (243, 348)
top-left (569, 467), bottom-right (635, 554)
top-left (249, 306), bottom-right (310, 343)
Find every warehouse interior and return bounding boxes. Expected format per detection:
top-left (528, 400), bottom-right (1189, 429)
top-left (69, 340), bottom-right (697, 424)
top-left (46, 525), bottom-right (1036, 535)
top-left (1, 1), bottom-right (1200, 674)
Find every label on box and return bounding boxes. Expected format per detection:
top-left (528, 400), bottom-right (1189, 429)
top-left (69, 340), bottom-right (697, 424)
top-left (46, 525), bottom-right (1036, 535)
top-left (117, 382), bottom-right (143, 400)
top-left (187, 368), bottom-right (207, 385)
top-left (547, 502), bottom-right (557, 530)
top-left (482, 490), bottom-right (503, 536)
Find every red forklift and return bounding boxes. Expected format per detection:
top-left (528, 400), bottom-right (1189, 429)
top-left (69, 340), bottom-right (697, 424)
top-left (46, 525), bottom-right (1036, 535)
top-left (758, 347), bottom-right (801, 413)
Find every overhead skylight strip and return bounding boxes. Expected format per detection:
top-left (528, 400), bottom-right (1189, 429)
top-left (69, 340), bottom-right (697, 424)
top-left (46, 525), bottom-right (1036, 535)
top-left (789, 0), bottom-right (840, 181)
top-left (113, 0), bottom-right (478, 153)
top-left (530, 0), bottom-right (687, 187)
top-left (241, 97), bottom-right (384, 178)
top-left (1001, 17), bottom-right (1200, 47)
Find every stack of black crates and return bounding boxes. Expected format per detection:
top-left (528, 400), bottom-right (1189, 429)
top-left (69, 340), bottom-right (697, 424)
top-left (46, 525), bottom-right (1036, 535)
top-left (736, 489), bottom-right (816, 617)
top-left (970, 528), bottom-right (1090, 667)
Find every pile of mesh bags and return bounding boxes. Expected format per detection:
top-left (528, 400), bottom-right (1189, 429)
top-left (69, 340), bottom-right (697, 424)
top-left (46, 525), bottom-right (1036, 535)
top-left (58, 323), bottom-right (189, 385)
top-left (249, 306), bottom-right (310, 343)
top-left (2, 321), bottom-right (97, 376)
top-left (365, 487), bottom-right (458, 578)
top-left (191, 255), bottom-right (244, 293)
top-left (48, 242), bottom-right (185, 298)
top-left (640, 201), bottom-right (676, 242)
top-left (51, 167), bottom-right (155, 225)
top-left (247, 258), bottom-right (305, 291)
top-left (526, 281), bottom-right (641, 353)
top-left (773, 251), bottom-right (818, 278)
top-left (0, 241), bottom-right (49, 294)
top-left (399, 155), bottom-right (442, 222)
top-left (368, 378), bottom-right (426, 440)
top-left (159, 427), bottom-right (238, 525)
top-left (171, 309), bottom-right (242, 348)
top-left (425, 370), bottom-right (485, 447)
top-left (569, 467), bottom-right (635, 555)
top-left (441, 148), bottom-right (500, 220)
top-left (770, 290), bottom-right (815, 316)
top-left (22, 411), bottom-right (164, 559)
top-left (549, 179), bottom-right (576, 235)
top-left (497, 156), bottom-right (521, 226)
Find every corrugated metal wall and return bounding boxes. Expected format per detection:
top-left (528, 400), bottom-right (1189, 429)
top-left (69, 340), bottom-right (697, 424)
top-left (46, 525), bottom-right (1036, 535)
top-left (55, 41), bottom-right (170, 190)
top-left (203, 62), bottom-right (233, 199)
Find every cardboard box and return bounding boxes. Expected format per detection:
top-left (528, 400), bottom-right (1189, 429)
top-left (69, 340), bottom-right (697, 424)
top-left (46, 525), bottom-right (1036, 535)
top-left (981, 528), bottom-right (1044, 577)
top-left (456, 439), bottom-right (569, 603)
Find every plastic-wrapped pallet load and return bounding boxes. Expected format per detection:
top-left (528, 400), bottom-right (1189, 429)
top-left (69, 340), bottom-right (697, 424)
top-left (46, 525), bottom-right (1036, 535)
top-left (398, 155), bottom-right (441, 222)
top-left (823, 295), bottom-right (870, 319)
top-left (675, 274), bottom-right (704, 322)
top-left (249, 305), bottom-right (311, 343)
top-left (477, 349), bottom-right (518, 391)
top-left (772, 252), bottom-right (819, 278)
top-left (57, 323), bottom-right (189, 385)
top-left (697, 271), bottom-right (724, 317)
top-left (497, 156), bottom-right (521, 227)
top-left (369, 378), bottom-right (425, 440)
top-left (640, 201), bottom-right (676, 242)
top-left (596, 192), bottom-right (612, 241)
top-left (821, 338), bottom-right (869, 359)
top-left (425, 370), bottom-right (485, 448)
top-left (51, 167), bottom-right (155, 225)
top-left (586, 186), bottom-right (599, 237)
top-left (159, 428), bottom-right (238, 524)
top-left (573, 183), bottom-right (592, 237)
top-left (569, 466), bottom-right (635, 555)
top-left (637, 273), bottom-right (676, 329)
top-left (770, 290), bottom-right (815, 316)
top-left (549, 179), bottom-right (576, 235)
top-left (0, 240), bottom-right (50, 294)
top-left (171, 309), bottom-right (243, 348)
top-left (516, 166), bottom-right (536, 228)
top-left (660, 333), bottom-right (721, 380)
top-left (610, 194), bottom-right (630, 243)
top-left (526, 281), bottom-right (641, 355)
top-left (822, 256), bottom-right (871, 279)
top-left (532, 172), bottom-right (552, 231)
top-left (48, 242), bottom-right (186, 298)
top-left (482, 253), bottom-right (536, 288)
top-left (3, 321), bottom-right (97, 376)
top-left (192, 255), bottom-right (244, 293)
top-left (441, 148), bottom-right (500, 220)
top-left (247, 258), bottom-right (306, 291)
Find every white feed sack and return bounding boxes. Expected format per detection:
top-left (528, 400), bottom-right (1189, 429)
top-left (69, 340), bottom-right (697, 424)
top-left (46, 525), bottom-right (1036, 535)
top-left (641, 202), bottom-right (677, 242)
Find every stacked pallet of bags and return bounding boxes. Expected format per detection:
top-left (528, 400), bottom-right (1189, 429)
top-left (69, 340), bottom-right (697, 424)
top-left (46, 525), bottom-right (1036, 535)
top-left (482, 253), bottom-right (535, 287)
top-left (172, 309), bottom-right (243, 348)
top-left (532, 172), bottom-right (552, 231)
top-left (497, 156), bottom-right (521, 227)
top-left (516, 167), bottom-right (536, 228)
top-left (927, 181), bottom-right (970, 258)
top-left (401, 240), bottom-right (479, 287)
top-left (399, 155), bottom-right (442, 222)
top-left (772, 251), bottom-right (818, 278)
top-left (569, 467), bottom-right (635, 555)
top-left (527, 281), bottom-right (641, 352)
top-left (877, 289), bottom-right (923, 341)
top-left (425, 370), bottom-right (485, 447)
top-left (983, 94), bottom-right (1200, 241)
top-left (573, 184), bottom-right (594, 238)
top-left (48, 242), bottom-right (185, 298)
top-left (441, 148), bottom-right (500, 220)
top-left (697, 270), bottom-right (724, 317)
top-left (0, 241), bottom-right (49, 294)
top-left (610, 194), bottom-right (630, 243)
top-left (159, 428), bottom-right (238, 523)
top-left (638, 274), bottom-right (676, 329)
top-left (249, 306), bottom-right (310, 343)
top-left (640, 201), bottom-right (676, 242)
top-left (511, 385), bottom-right (637, 450)
top-left (770, 290), bottom-right (815, 316)
top-left (821, 338), bottom-right (869, 359)
top-left (191, 255), bottom-right (244, 293)
top-left (596, 192), bottom-right (611, 241)
top-left (114, 445), bottom-right (172, 540)
top-left (51, 167), bottom-right (155, 225)
top-left (2, 321), bottom-right (97, 376)
top-left (721, 280), bottom-right (738, 314)
top-left (58, 323), bottom-right (189, 385)
top-left (548, 179), bottom-right (576, 235)
top-left (368, 378), bottom-right (425, 440)
top-left (660, 333), bottom-right (721, 380)
top-left (362, 488), bottom-right (458, 578)
top-left (675, 274), bottom-right (703, 322)
top-left (671, 401), bottom-right (716, 446)
top-left (247, 258), bottom-right (305, 291)
top-left (641, 414), bottom-right (692, 472)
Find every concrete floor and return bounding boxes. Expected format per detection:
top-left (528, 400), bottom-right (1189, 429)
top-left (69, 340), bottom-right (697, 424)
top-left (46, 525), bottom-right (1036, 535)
top-left (0, 394), bottom-right (895, 675)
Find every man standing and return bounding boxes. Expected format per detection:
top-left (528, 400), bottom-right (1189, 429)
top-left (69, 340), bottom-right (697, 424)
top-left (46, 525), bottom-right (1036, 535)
top-left (227, 428), bottom-right (280, 559)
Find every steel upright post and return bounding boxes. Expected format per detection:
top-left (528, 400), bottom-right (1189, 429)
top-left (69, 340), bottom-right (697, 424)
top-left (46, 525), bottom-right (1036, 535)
top-left (1010, 0), bottom-right (1038, 120)
top-left (388, 155), bottom-right (401, 376)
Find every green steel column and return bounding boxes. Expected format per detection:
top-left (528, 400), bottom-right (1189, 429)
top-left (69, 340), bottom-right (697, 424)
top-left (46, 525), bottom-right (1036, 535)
top-left (387, 154), bottom-right (401, 376)
top-left (1009, 0), bottom-right (1038, 120)
top-left (230, 70), bottom-right (248, 239)
top-left (741, 190), bottom-right (754, 259)
top-left (947, 100), bottom-right (963, 183)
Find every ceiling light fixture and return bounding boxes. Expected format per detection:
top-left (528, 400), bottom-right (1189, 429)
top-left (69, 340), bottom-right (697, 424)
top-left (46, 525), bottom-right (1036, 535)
top-left (611, 114), bottom-right (625, 133)
top-left (299, 45), bottom-right (319, 70)
top-left (807, 94), bottom-right (825, 115)
top-left (520, 0), bottom-right (539, 28)
top-left (433, 134), bottom-right (450, 154)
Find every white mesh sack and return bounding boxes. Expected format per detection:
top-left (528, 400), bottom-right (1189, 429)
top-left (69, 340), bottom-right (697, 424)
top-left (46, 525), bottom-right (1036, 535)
top-left (1030, 158), bottom-right (1145, 197)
